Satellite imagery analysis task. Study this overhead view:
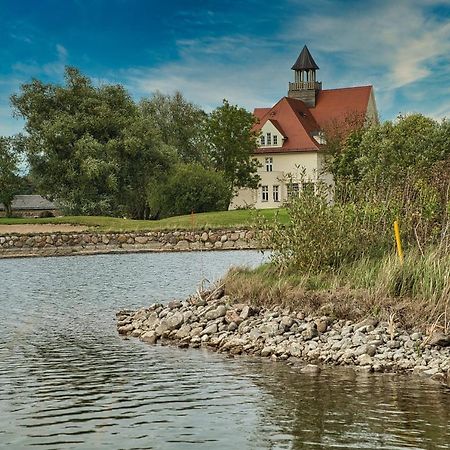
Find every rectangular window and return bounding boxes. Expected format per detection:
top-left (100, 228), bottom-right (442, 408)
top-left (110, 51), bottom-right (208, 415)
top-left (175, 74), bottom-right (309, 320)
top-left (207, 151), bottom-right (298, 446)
top-left (303, 182), bottom-right (315, 195)
top-left (273, 185), bottom-right (279, 202)
top-left (266, 132), bottom-right (272, 146)
top-left (265, 157), bottom-right (273, 172)
top-left (273, 135), bottom-right (278, 145)
top-left (261, 185), bottom-right (269, 202)
top-left (260, 135), bottom-right (265, 146)
top-left (287, 182), bottom-right (299, 199)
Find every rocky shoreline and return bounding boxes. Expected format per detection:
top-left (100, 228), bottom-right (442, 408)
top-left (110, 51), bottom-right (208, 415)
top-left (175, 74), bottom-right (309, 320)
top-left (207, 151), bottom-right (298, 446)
top-left (117, 287), bottom-right (450, 386)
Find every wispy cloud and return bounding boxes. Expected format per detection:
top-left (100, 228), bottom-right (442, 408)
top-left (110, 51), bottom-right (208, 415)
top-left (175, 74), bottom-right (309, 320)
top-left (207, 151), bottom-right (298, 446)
top-left (12, 43), bottom-right (68, 79)
top-left (121, 35), bottom-right (290, 111)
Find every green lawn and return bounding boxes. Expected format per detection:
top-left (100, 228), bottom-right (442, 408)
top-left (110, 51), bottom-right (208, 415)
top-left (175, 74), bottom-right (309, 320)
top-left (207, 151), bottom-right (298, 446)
top-left (0, 208), bottom-right (288, 232)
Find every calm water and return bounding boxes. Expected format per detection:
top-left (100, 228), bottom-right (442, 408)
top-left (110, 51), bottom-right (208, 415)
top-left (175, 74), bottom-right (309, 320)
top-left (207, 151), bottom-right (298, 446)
top-left (0, 251), bottom-right (449, 450)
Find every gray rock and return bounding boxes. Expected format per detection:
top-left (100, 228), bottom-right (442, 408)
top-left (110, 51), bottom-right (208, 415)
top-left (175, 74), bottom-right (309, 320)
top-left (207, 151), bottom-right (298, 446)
top-left (261, 347), bottom-right (273, 357)
top-left (315, 317), bottom-right (329, 333)
top-left (387, 340), bottom-right (400, 349)
top-left (240, 305), bottom-right (253, 320)
top-left (260, 322), bottom-right (279, 336)
top-left (249, 328), bottom-right (262, 340)
top-left (281, 316), bottom-right (294, 328)
top-left (303, 324), bottom-right (318, 340)
top-left (228, 322), bottom-right (238, 332)
top-left (300, 364), bottom-right (321, 375)
top-left (358, 354), bottom-right (373, 366)
top-left (205, 305), bottom-right (227, 320)
top-left (175, 324), bottom-right (192, 339)
top-left (118, 324), bottom-right (133, 334)
top-left (190, 326), bottom-right (203, 337)
top-left (155, 320), bottom-right (170, 336)
top-left (141, 331), bottom-right (157, 344)
top-left (428, 332), bottom-right (450, 347)
top-left (201, 323), bottom-right (218, 336)
top-left (166, 312), bottom-right (184, 330)
top-left (288, 342), bottom-right (303, 357)
top-left (144, 312), bottom-right (160, 330)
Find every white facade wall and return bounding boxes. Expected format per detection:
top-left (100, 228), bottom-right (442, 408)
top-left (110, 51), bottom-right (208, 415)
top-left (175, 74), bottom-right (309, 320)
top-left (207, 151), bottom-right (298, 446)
top-left (230, 151), bottom-right (332, 210)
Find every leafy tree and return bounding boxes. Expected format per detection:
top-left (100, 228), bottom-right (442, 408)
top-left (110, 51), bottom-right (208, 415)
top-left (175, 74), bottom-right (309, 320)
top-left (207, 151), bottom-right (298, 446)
top-left (118, 116), bottom-right (175, 219)
top-left (205, 99), bottom-right (260, 195)
top-left (0, 137), bottom-right (22, 217)
top-left (356, 114), bottom-right (442, 189)
top-left (11, 67), bottom-right (173, 218)
top-left (140, 91), bottom-right (208, 164)
top-left (153, 163), bottom-right (231, 218)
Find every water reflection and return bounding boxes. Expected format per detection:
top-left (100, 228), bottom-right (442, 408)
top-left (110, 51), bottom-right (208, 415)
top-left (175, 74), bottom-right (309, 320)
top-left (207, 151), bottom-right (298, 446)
top-left (241, 360), bottom-right (450, 449)
top-left (0, 251), bottom-right (449, 449)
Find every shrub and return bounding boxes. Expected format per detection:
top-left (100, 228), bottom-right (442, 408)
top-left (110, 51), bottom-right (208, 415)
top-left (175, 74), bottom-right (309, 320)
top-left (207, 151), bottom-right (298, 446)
top-left (257, 186), bottom-right (395, 273)
top-left (155, 163), bottom-right (232, 217)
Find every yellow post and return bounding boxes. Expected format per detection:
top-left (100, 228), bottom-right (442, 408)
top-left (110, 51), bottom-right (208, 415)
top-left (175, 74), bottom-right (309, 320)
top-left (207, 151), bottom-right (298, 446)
top-left (394, 220), bottom-right (404, 264)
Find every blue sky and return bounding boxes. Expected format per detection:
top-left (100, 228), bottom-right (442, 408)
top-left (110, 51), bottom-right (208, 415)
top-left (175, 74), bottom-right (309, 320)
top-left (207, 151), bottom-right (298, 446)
top-left (1, 0), bottom-right (450, 136)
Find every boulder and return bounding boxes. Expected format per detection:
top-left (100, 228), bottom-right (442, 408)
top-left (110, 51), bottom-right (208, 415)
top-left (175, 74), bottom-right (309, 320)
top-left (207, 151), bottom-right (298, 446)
top-left (166, 312), bottom-right (184, 330)
top-left (300, 364), bottom-right (321, 375)
top-left (205, 305), bottom-right (227, 321)
top-left (315, 317), bottom-right (329, 333)
top-left (428, 332), bottom-right (450, 347)
top-left (141, 331), bottom-right (158, 344)
top-left (201, 323), bottom-right (218, 336)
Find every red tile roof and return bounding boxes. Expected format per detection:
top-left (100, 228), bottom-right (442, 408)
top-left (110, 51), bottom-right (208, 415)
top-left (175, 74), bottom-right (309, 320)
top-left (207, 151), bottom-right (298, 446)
top-left (253, 85), bottom-right (373, 154)
top-left (311, 86), bottom-right (373, 129)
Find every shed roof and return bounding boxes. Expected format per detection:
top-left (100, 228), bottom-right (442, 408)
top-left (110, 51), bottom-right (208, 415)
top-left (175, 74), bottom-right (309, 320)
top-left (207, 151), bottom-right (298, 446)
top-left (0, 195), bottom-right (57, 211)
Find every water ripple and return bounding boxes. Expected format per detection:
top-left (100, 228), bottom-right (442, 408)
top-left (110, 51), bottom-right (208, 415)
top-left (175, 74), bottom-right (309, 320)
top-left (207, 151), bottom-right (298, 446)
top-left (1, 251), bottom-right (449, 450)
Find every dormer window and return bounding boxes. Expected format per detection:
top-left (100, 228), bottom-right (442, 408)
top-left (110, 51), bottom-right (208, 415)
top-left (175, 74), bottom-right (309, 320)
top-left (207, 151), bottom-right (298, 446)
top-left (313, 131), bottom-right (326, 145)
top-left (260, 135), bottom-right (265, 146)
top-left (273, 135), bottom-right (278, 145)
top-left (266, 133), bottom-right (272, 146)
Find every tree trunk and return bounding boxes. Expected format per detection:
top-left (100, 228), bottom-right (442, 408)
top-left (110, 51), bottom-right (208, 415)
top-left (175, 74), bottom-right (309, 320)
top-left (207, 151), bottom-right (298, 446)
top-left (5, 202), bottom-right (12, 218)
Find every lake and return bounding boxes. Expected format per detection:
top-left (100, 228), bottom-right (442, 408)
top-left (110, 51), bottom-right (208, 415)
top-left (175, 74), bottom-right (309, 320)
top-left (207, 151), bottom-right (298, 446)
top-left (0, 251), bottom-right (449, 449)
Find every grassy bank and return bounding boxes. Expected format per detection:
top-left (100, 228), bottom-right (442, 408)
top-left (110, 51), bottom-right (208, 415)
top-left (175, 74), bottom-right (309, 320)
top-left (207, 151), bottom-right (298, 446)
top-left (0, 208), bottom-right (288, 232)
top-left (224, 249), bottom-right (450, 332)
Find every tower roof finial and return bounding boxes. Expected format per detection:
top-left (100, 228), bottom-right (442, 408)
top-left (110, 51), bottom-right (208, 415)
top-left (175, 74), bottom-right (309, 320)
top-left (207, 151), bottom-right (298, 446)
top-left (291, 45), bottom-right (319, 70)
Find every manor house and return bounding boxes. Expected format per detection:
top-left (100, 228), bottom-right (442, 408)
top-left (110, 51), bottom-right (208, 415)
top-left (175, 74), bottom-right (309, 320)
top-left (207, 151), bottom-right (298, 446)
top-left (230, 45), bottom-right (378, 209)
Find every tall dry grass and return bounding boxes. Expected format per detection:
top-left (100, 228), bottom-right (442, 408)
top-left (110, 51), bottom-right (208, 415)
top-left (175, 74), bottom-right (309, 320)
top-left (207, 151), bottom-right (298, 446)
top-left (224, 248), bottom-right (450, 332)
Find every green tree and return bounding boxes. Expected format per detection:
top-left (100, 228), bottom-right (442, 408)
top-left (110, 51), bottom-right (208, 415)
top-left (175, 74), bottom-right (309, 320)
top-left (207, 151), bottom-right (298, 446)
top-left (118, 116), bottom-right (175, 219)
top-left (0, 137), bottom-right (22, 217)
top-left (205, 99), bottom-right (260, 195)
top-left (11, 67), bottom-right (173, 218)
top-left (153, 163), bottom-right (231, 218)
top-left (356, 114), bottom-right (442, 189)
top-left (140, 91), bottom-right (208, 164)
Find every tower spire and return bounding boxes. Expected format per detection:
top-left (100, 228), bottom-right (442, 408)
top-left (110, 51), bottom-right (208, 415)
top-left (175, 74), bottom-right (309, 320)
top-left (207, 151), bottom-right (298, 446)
top-left (288, 45), bottom-right (322, 107)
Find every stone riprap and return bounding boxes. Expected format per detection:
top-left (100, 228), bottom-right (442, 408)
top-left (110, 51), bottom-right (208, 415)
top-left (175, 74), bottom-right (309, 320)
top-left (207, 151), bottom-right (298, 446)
top-left (117, 288), bottom-right (450, 386)
top-left (0, 229), bottom-right (258, 258)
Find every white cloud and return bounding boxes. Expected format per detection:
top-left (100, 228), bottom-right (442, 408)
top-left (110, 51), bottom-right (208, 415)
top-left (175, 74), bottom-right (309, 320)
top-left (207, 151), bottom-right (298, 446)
top-left (283, 0), bottom-right (450, 91)
top-left (12, 43), bottom-right (68, 78)
top-left (121, 35), bottom-right (290, 111)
